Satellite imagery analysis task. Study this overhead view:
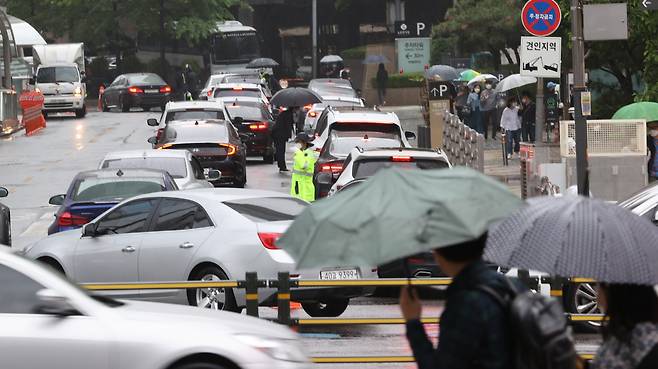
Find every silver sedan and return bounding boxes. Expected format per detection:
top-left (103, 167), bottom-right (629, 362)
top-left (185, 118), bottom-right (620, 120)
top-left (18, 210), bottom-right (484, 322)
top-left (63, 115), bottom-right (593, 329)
top-left (25, 188), bottom-right (376, 317)
top-left (0, 247), bottom-right (307, 369)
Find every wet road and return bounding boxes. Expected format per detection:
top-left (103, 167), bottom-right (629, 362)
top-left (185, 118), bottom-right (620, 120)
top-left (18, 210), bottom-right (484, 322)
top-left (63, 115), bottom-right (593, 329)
top-left (0, 110), bottom-right (601, 367)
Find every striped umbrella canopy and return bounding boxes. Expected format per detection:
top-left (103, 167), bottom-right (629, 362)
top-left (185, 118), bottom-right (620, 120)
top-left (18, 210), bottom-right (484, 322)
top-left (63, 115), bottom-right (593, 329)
top-left (485, 196), bottom-right (658, 285)
top-left (457, 69), bottom-right (480, 82)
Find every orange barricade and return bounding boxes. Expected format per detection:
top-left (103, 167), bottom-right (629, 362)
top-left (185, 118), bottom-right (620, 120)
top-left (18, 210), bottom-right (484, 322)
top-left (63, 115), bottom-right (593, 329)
top-left (19, 91), bottom-right (46, 136)
top-left (98, 85), bottom-right (105, 111)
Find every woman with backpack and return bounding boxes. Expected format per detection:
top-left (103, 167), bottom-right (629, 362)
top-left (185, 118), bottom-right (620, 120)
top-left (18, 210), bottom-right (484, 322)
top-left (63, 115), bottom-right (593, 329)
top-left (592, 284), bottom-right (658, 369)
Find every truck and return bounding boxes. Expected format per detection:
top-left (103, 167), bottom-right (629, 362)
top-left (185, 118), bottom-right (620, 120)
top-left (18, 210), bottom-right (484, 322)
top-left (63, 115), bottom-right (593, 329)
top-left (31, 43), bottom-right (87, 118)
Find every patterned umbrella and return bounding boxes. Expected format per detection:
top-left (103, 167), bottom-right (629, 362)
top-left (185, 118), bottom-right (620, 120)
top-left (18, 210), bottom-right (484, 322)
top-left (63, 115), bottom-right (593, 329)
top-left (457, 69), bottom-right (480, 82)
top-left (485, 196), bottom-right (658, 284)
top-left (426, 65), bottom-right (459, 81)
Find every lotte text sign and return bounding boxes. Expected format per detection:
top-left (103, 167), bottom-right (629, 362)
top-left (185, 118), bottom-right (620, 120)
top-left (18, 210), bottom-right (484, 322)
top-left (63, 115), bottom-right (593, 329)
top-left (521, 0), bottom-right (562, 36)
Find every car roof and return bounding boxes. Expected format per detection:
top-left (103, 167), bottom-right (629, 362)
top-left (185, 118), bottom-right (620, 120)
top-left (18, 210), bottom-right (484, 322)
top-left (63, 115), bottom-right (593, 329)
top-left (216, 83), bottom-right (261, 90)
top-left (351, 147), bottom-right (446, 159)
top-left (133, 188), bottom-right (294, 203)
top-left (76, 168), bottom-right (168, 179)
top-left (321, 96), bottom-right (362, 104)
top-left (329, 109), bottom-right (399, 124)
top-left (165, 121), bottom-right (229, 143)
top-left (310, 78), bottom-right (351, 85)
top-left (217, 96), bottom-right (264, 105)
top-left (165, 100), bottom-right (226, 110)
top-left (102, 150), bottom-right (190, 160)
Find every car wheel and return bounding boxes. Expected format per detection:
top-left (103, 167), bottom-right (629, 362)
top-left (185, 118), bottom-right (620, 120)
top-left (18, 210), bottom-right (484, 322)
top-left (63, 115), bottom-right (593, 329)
top-left (75, 105), bottom-right (87, 118)
top-left (142, 106), bottom-right (151, 112)
top-left (564, 282), bottom-right (602, 333)
top-left (187, 266), bottom-right (239, 312)
top-left (37, 258), bottom-right (65, 275)
top-left (302, 299), bottom-right (349, 317)
top-left (263, 153), bottom-right (274, 164)
top-left (120, 96), bottom-right (130, 112)
top-left (173, 363), bottom-right (230, 369)
top-left (0, 208), bottom-right (10, 246)
top-left (101, 97), bottom-right (110, 112)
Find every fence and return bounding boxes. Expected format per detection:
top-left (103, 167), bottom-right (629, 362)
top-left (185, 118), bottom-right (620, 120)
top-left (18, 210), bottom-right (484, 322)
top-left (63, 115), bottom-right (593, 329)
top-left (442, 111), bottom-right (485, 171)
top-left (83, 273), bottom-right (601, 364)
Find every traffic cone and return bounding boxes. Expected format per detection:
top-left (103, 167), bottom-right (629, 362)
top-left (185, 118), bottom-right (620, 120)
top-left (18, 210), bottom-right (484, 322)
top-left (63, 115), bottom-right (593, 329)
top-left (98, 85), bottom-right (105, 111)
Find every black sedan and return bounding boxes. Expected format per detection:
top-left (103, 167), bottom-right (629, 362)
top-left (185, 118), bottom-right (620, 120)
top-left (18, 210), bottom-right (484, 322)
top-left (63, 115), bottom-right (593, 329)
top-left (101, 73), bottom-right (172, 112)
top-left (0, 187), bottom-right (10, 246)
top-left (154, 120), bottom-right (248, 187)
top-left (225, 99), bottom-right (275, 163)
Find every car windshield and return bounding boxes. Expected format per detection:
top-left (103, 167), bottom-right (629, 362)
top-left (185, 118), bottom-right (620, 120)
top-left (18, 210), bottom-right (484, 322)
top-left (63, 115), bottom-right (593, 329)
top-left (72, 177), bottom-right (165, 202)
top-left (226, 104), bottom-right (268, 121)
top-left (353, 158), bottom-right (449, 178)
top-left (315, 86), bottom-right (357, 98)
top-left (328, 132), bottom-right (401, 157)
top-left (36, 66), bottom-right (79, 83)
top-left (214, 89), bottom-right (260, 99)
top-left (165, 109), bottom-right (225, 123)
top-left (213, 32), bottom-right (260, 63)
top-left (323, 99), bottom-right (362, 107)
top-left (223, 197), bottom-right (307, 222)
top-left (128, 74), bottom-right (165, 85)
top-left (102, 157), bottom-right (188, 179)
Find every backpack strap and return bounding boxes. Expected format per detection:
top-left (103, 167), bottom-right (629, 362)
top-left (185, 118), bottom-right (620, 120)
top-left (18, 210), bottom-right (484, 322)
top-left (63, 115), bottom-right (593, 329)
top-left (475, 277), bottom-right (519, 308)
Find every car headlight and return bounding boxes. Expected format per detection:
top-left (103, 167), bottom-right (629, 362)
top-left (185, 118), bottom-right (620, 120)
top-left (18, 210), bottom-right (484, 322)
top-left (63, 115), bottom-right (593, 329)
top-left (236, 334), bottom-right (307, 363)
top-left (74, 87), bottom-right (82, 96)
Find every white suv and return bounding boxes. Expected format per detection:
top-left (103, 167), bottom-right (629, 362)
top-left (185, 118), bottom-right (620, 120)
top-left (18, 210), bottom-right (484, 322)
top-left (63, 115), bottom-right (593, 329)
top-left (312, 107), bottom-right (416, 153)
top-left (327, 147), bottom-right (451, 196)
top-left (147, 100), bottom-right (230, 147)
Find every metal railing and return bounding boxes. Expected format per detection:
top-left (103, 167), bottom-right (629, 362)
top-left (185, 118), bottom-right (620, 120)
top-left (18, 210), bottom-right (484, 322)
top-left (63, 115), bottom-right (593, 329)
top-left (81, 273), bottom-right (601, 363)
top-left (442, 111), bottom-right (485, 171)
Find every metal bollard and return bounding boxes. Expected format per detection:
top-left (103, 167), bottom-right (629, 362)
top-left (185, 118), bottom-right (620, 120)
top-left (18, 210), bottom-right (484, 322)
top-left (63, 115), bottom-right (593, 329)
top-left (548, 276), bottom-right (566, 299)
top-left (277, 272), bottom-right (292, 325)
top-left (245, 272), bottom-right (259, 317)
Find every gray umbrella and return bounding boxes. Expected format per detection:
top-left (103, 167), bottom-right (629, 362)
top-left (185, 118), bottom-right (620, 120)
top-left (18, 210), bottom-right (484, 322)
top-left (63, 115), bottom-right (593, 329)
top-left (425, 65), bottom-right (459, 81)
top-left (246, 58), bottom-right (279, 69)
top-left (320, 55), bottom-right (343, 63)
top-left (362, 55), bottom-right (391, 64)
top-left (485, 196), bottom-right (658, 285)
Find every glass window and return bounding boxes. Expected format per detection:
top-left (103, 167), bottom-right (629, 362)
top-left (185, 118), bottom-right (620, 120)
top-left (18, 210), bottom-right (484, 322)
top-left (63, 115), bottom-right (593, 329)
top-left (102, 157), bottom-right (188, 179)
top-left (353, 158), bottom-right (449, 178)
top-left (72, 177), bottom-right (165, 202)
top-left (212, 32), bottom-right (260, 63)
top-left (154, 199), bottom-right (212, 231)
top-left (223, 197), bottom-right (307, 222)
top-left (314, 112), bottom-right (330, 135)
top-left (327, 132), bottom-right (401, 157)
top-left (214, 89), bottom-right (260, 99)
top-left (0, 263), bottom-right (46, 314)
top-left (36, 66), bottom-right (79, 83)
top-left (190, 157), bottom-right (205, 180)
top-left (127, 74), bottom-right (166, 85)
top-left (164, 109), bottom-right (225, 123)
top-left (96, 199), bottom-right (158, 235)
top-left (226, 104), bottom-right (269, 121)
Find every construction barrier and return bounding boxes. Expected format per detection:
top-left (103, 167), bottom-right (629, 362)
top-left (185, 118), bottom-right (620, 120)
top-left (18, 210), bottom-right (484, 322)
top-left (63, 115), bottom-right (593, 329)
top-left (97, 85), bottom-right (105, 111)
top-left (19, 90), bottom-right (45, 136)
top-left (442, 111), bottom-right (485, 171)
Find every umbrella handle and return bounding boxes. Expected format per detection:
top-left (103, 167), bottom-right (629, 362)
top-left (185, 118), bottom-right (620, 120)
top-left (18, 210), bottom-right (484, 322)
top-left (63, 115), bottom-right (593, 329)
top-left (403, 259), bottom-right (417, 294)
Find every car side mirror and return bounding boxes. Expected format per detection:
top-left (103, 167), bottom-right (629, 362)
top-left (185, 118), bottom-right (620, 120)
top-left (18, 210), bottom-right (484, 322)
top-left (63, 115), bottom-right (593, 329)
top-left (405, 131), bottom-right (417, 140)
top-left (233, 116), bottom-right (244, 125)
top-left (48, 194), bottom-right (65, 206)
top-left (653, 209), bottom-right (658, 224)
top-left (81, 223), bottom-right (97, 238)
top-left (147, 136), bottom-right (158, 145)
top-left (206, 169), bottom-right (221, 180)
top-left (28, 77), bottom-right (35, 85)
top-left (361, 98), bottom-right (366, 105)
top-left (147, 118), bottom-right (159, 127)
top-left (34, 289), bottom-right (78, 317)
top-left (0, 187), bottom-right (7, 197)
top-left (316, 172), bottom-right (333, 185)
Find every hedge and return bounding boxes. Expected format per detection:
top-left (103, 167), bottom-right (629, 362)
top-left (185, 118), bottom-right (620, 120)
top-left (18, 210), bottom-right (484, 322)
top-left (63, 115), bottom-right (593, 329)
top-left (371, 72), bottom-right (425, 89)
top-left (341, 46), bottom-right (367, 60)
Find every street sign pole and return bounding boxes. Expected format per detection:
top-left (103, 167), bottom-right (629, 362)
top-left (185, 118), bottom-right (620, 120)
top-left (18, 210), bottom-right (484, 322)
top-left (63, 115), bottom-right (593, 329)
top-left (571, 0), bottom-right (589, 196)
top-left (311, 0), bottom-right (318, 79)
top-left (535, 77), bottom-right (545, 146)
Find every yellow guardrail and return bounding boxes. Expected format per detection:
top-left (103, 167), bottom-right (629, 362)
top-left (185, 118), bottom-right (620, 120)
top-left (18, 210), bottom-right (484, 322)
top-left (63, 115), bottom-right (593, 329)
top-left (295, 278), bottom-right (452, 287)
top-left (311, 354), bottom-right (596, 364)
top-left (83, 281), bottom-right (239, 290)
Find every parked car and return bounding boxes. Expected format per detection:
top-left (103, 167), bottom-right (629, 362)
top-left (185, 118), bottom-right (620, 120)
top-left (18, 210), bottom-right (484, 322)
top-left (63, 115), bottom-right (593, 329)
top-left (0, 247), bottom-right (308, 369)
top-left (303, 97), bottom-right (365, 132)
top-left (101, 73), bottom-right (172, 112)
top-left (98, 150), bottom-right (218, 189)
top-left (153, 119), bottom-right (248, 188)
top-left (26, 189), bottom-right (377, 317)
top-left (147, 100), bottom-right (230, 147)
top-left (313, 130), bottom-right (405, 198)
top-left (0, 187), bottom-right (9, 246)
top-left (209, 83), bottom-right (269, 106)
top-left (47, 169), bottom-right (179, 235)
top-left (225, 99), bottom-right (275, 163)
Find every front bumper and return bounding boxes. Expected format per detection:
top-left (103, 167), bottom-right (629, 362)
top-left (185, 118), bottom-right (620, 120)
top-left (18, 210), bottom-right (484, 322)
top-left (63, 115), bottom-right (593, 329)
top-left (43, 95), bottom-right (84, 111)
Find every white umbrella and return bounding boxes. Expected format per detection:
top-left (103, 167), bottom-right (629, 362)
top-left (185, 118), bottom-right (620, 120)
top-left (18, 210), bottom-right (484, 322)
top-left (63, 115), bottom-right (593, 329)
top-left (320, 55), bottom-right (343, 63)
top-left (495, 74), bottom-right (537, 93)
top-left (467, 74), bottom-right (498, 87)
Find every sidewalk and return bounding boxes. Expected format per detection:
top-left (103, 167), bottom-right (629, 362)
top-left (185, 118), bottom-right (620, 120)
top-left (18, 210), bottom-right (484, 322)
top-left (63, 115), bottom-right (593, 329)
top-left (483, 137), bottom-right (522, 197)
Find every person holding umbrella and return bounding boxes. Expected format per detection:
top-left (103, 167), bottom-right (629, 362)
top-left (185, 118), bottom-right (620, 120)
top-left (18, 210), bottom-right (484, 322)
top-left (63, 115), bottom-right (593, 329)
top-left (290, 133), bottom-right (316, 201)
top-left (272, 107), bottom-right (294, 172)
top-left (467, 85), bottom-right (482, 132)
top-left (376, 63), bottom-right (389, 106)
top-left (518, 91), bottom-right (536, 142)
top-left (500, 97), bottom-right (521, 159)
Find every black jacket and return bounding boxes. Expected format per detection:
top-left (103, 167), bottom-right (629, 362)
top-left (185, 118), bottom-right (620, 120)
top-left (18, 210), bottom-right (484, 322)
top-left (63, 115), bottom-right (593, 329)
top-left (518, 101), bottom-right (536, 125)
top-left (272, 109), bottom-right (293, 140)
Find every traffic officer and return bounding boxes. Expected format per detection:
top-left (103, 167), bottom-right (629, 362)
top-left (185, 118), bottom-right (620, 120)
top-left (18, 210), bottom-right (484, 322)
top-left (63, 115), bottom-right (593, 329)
top-left (291, 133), bottom-right (316, 202)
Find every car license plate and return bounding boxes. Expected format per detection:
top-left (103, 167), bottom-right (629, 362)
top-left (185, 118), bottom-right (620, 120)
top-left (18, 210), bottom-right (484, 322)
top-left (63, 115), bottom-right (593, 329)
top-left (320, 269), bottom-right (360, 280)
top-left (145, 89), bottom-right (159, 94)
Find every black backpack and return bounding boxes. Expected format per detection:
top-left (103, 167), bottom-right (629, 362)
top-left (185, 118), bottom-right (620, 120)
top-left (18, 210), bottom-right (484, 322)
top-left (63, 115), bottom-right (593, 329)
top-left (478, 278), bottom-right (578, 369)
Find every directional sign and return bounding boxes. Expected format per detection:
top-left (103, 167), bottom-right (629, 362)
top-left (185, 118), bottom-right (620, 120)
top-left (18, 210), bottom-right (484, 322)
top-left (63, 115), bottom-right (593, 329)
top-left (520, 36), bottom-right (561, 78)
top-left (641, 0), bottom-right (658, 10)
top-left (396, 38), bottom-right (430, 73)
top-left (428, 81), bottom-right (455, 100)
top-left (521, 0), bottom-right (562, 36)
top-left (394, 21), bottom-right (430, 38)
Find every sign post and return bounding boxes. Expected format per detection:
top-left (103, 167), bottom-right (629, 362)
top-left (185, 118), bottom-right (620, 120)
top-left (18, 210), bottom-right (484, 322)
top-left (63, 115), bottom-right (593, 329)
top-left (427, 81), bottom-right (454, 148)
top-left (394, 21), bottom-right (431, 74)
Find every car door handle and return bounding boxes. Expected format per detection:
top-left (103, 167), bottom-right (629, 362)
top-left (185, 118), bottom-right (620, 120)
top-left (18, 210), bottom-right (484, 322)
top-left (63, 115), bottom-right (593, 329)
top-left (179, 242), bottom-right (194, 249)
top-left (121, 246), bottom-right (136, 253)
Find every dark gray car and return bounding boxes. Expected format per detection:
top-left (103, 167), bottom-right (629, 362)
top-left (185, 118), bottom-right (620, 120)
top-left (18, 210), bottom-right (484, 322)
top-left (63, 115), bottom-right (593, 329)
top-left (0, 187), bottom-right (9, 246)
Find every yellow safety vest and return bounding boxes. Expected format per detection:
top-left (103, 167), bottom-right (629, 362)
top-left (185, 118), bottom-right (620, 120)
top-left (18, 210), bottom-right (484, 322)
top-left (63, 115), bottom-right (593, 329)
top-left (291, 148), bottom-right (317, 202)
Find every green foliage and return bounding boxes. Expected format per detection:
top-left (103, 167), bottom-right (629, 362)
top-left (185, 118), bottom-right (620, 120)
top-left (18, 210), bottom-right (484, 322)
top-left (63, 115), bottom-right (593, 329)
top-left (121, 54), bottom-right (145, 74)
top-left (371, 72), bottom-right (425, 89)
top-left (430, 35), bottom-right (457, 65)
top-left (341, 46), bottom-right (366, 60)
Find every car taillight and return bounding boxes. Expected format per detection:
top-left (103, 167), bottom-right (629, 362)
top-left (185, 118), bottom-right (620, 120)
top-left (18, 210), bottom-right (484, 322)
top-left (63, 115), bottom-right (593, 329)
top-left (220, 143), bottom-right (237, 156)
top-left (249, 122), bottom-right (269, 131)
top-left (303, 104), bottom-right (312, 111)
top-left (232, 87), bottom-right (243, 91)
top-left (159, 85), bottom-right (172, 93)
top-left (258, 232), bottom-right (281, 250)
top-left (320, 162), bottom-right (343, 174)
top-left (391, 156), bottom-right (413, 162)
top-left (207, 89), bottom-right (213, 97)
top-left (58, 211), bottom-right (88, 227)
top-left (308, 111), bottom-right (317, 118)
top-left (128, 86), bottom-right (143, 94)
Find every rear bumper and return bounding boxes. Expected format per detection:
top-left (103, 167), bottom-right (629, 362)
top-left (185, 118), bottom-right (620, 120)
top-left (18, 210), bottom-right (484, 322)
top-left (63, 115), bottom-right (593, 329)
top-left (196, 156), bottom-right (246, 184)
top-left (378, 259), bottom-right (444, 279)
top-left (126, 93), bottom-right (171, 107)
top-left (259, 286), bottom-right (376, 306)
top-left (242, 133), bottom-right (273, 155)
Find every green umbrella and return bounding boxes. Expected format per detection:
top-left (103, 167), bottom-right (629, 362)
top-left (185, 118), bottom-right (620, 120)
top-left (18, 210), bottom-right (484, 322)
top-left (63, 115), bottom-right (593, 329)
top-left (278, 167), bottom-right (523, 269)
top-left (457, 69), bottom-right (480, 82)
top-left (612, 102), bottom-right (658, 122)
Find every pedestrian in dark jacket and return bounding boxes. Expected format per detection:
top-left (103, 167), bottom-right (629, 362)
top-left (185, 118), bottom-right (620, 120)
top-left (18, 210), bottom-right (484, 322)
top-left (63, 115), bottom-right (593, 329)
top-left (376, 63), bottom-right (388, 106)
top-left (518, 91), bottom-right (536, 142)
top-left (592, 284), bottom-right (658, 369)
top-left (272, 108), bottom-right (294, 172)
top-left (400, 233), bottom-right (516, 369)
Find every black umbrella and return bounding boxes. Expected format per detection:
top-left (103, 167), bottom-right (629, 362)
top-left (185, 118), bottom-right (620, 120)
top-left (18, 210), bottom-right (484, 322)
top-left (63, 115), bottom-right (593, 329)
top-left (270, 87), bottom-right (321, 107)
top-left (246, 58), bottom-right (279, 69)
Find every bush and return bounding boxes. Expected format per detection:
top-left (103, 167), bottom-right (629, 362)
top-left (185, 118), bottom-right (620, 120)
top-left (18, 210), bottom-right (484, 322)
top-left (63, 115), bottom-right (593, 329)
top-left (371, 72), bottom-right (425, 89)
top-left (121, 54), bottom-right (145, 74)
top-left (341, 46), bottom-right (366, 60)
